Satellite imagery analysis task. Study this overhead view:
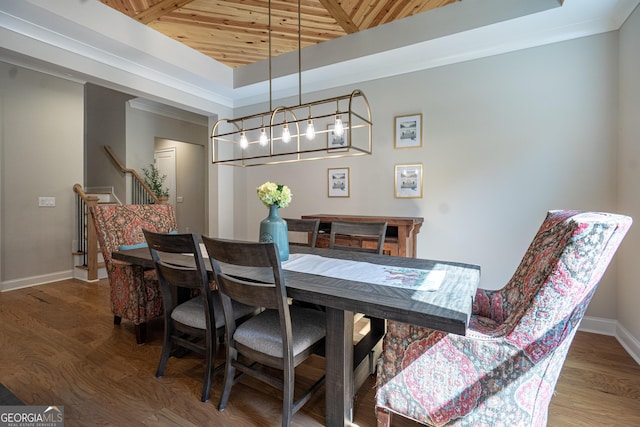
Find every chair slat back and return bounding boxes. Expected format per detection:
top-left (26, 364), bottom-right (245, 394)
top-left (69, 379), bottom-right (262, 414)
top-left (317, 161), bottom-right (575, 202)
top-left (285, 218), bottom-right (320, 247)
top-left (329, 220), bottom-right (388, 254)
top-left (202, 237), bottom-right (285, 310)
top-left (143, 230), bottom-right (210, 295)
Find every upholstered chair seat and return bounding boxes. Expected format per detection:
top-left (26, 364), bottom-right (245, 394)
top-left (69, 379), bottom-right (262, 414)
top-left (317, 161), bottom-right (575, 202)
top-left (233, 308), bottom-right (326, 358)
top-left (171, 296), bottom-right (255, 331)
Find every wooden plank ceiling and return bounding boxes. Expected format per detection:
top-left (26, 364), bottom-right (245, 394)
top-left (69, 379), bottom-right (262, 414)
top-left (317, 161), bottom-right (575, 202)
top-left (100, 0), bottom-right (460, 68)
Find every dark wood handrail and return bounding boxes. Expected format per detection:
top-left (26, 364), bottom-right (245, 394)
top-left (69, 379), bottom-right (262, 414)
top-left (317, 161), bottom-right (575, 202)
top-left (103, 145), bottom-right (161, 204)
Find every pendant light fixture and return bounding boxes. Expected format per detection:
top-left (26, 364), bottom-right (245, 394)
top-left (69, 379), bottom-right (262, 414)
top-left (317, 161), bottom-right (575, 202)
top-left (211, 0), bottom-right (372, 167)
top-left (305, 106), bottom-right (315, 140)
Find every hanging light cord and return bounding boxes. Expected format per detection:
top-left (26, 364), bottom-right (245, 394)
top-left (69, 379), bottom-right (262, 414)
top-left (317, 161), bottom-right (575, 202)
top-left (268, 0), bottom-right (272, 112)
top-left (298, 0), bottom-right (302, 106)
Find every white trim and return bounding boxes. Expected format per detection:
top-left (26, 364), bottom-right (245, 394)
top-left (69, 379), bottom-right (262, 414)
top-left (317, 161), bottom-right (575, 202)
top-left (3, 0), bottom-right (640, 112)
top-left (580, 315), bottom-right (640, 366)
top-left (616, 323), bottom-right (640, 366)
top-left (128, 98), bottom-right (208, 126)
top-left (579, 315), bottom-right (618, 336)
top-left (0, 270), bottom-right (73, 292)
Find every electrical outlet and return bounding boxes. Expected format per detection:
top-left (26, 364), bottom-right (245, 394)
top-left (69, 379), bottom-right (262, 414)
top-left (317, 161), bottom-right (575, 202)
top-left (39, 196), bottom-right (56, 207)
top-left (177, 196), bottom-right (184, 203)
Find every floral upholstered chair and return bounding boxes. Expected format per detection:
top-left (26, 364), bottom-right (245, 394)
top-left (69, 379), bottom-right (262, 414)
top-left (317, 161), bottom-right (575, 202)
top-left (90, 204), bottom-right (177, 344)
top-left (375, 210), bottom-right (631, 427)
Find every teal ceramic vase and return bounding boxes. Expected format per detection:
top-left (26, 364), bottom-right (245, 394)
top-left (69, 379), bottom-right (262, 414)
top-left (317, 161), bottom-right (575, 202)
top-left (259, 204), bottom-right (289, 261)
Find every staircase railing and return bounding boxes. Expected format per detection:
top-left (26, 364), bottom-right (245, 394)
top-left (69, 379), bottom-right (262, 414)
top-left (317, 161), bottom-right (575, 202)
top-left (72, 184), bottom-right (100, 281)
top-left (73, 147), bottom-right (166, 281)
top-left (103, 145), bottom-right (161, 205)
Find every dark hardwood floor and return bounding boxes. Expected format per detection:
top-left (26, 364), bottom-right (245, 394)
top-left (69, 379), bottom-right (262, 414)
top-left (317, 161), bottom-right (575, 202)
top-left (1, 278), bottom-right (639, 426)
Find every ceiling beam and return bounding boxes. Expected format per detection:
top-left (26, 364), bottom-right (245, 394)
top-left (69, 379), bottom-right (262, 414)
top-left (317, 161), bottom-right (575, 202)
top-left (317, 0), bottom-right (359, 34)
top-left (135, 0), bottom-right (195, 24)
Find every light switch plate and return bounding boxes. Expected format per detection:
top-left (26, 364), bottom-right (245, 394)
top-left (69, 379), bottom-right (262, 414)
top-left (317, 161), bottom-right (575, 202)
top-left (39, 196), bottom-right (56, 207)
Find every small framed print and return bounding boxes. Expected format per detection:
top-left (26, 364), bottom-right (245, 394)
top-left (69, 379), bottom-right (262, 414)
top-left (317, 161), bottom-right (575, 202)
top-left (394, 113), bottom-right (422, 149)
top-left (395, 164), bottom-right (423, 198)
top-left (328, 167), bottom-right (350, 197)
top-left (327, 123), bottom-right (349, 151)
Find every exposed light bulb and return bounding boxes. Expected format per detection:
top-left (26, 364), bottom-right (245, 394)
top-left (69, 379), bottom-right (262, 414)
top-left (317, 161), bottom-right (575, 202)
top-left (334, 115), bottom-right (344, 137)
top-left (259, 126), bottom-right (269, 146)
top-left (305, 118), bottom-right (315, 140)
top-left (282, 122), bottom-right (291, 143)
top-left (239, 130), bottom-right (248, 149)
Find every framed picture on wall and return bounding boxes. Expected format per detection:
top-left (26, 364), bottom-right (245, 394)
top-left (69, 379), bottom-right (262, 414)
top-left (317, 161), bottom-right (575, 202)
top-left (395, 164), bottom-right (423, 198)
top-left (327, 123), bottom-right (349, 151)
top-left (394, 113), bottom-right (422, 149)
top-left (328, 167), bottom-right (350, 197)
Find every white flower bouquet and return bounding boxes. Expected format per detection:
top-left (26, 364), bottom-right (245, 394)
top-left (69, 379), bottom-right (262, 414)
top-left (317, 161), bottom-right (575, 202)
top-left (257, 181), bottom-right (292, 208)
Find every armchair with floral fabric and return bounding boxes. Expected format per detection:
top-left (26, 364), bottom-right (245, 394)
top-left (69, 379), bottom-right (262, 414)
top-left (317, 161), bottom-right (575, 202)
top-left (90, 204), bottom-right (177, 344)
top-left (375, 210), bottom-right (631, 426)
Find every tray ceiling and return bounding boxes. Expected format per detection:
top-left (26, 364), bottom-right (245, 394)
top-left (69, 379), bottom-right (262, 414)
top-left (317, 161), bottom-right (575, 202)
top-left (99, 0), bottom-right (460, 68)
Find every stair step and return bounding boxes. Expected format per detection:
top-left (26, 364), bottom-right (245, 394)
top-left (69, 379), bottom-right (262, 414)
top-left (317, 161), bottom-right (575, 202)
top-left (75, 262), bottom-right (106, 270)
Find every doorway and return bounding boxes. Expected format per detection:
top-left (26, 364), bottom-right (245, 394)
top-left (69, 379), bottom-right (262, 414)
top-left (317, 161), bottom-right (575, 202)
top-left (154, 139), bottom-right (205, 235)
top-left (154, 148), bottom-right (177, 208)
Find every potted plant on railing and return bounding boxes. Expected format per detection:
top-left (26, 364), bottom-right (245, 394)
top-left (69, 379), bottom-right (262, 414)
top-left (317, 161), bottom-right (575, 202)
top-left (142, 164), bottom-right (169, 203)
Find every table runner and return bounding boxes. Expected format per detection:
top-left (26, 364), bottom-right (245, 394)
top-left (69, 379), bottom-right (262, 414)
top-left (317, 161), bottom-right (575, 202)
top-left (282, 253), bottom-right (445, 291)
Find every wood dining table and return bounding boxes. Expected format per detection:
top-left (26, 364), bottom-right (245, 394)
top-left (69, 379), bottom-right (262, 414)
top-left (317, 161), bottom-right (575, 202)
top-left (113, 244), bottom-right (480, 427)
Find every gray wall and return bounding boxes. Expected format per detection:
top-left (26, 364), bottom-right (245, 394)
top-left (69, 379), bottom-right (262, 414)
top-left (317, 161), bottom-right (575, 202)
top-left (0, 72), bottom-right (208, 289)
top-left (220, 8), bottom-right (640, 359)
top-left (224, 13), bottom-right (640, 358)
top-left (236, 33), bottom-right (620, 318)
top-left (617, 5), bottom-right (640, 349)
top-left (85, 83), bottom-right (134, 201)
top-left (125, 104), bottom-right (208, 235)
top-left (0, 62), bottom-right (83, 286)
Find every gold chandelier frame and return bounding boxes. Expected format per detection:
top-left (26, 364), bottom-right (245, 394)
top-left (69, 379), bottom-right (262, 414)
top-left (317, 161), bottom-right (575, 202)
top-left (210, 0), bottom-right (372, 167)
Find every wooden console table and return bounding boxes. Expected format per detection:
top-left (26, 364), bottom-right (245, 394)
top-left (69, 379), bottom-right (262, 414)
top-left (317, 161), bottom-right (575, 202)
top-left (301, 214), bottom-right (423, 258)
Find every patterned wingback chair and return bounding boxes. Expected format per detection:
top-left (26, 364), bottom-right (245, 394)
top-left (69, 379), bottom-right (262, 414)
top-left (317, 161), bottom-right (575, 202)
top-left (90, 204), bottom-right (177, 344)
top-left (375, 210), bottom-right (631, 427)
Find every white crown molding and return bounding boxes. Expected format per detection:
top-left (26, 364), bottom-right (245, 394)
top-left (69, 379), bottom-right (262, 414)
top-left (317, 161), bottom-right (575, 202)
top-left (1, 0), bottom-right (639, 113)
top-left (232, 0), bottom-right (640, 106)
top-left (0, 0), bottom-right (235, 110)
top-left (128, 98), bottom-right (208, 126)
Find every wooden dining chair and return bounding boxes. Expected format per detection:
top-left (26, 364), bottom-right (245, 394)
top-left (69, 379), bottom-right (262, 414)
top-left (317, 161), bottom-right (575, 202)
top-left (329, 220), bottom-right (388, 254)
top-left (142, 230), bottom-right (256, 402)
top-left (202, 236), bottom-right (326, 427)
top-left (284, 218), bottom-right (320, 247)
top-left (329, 220), bottom-right (388, 375)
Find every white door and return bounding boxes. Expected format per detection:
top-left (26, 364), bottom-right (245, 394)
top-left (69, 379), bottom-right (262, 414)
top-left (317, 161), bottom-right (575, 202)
top-left (154, 148), bottom-right (177, 208)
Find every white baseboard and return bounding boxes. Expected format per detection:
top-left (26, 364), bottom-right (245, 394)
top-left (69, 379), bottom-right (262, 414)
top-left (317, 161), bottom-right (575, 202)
top-left (579, 315), bottom-right (617, 336)
top-left (616, 323), bottom-right (640, 366)
top-left (0, 270), bottom-right (73, 292)
top-left (73, 266), bottom-right (108, 282)
top-left (580, 315), bottom-right (640, 365)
